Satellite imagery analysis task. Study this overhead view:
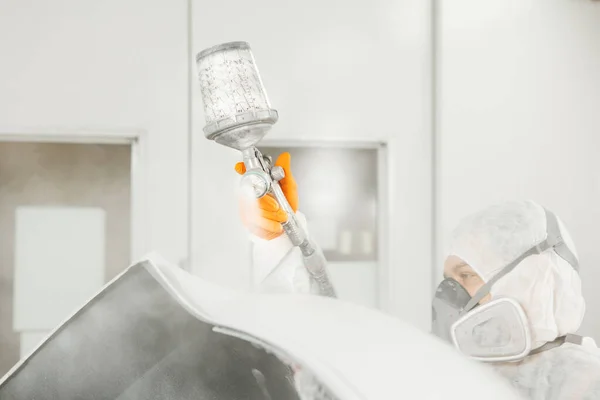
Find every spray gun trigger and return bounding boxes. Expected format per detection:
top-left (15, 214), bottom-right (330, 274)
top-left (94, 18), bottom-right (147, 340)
top-left (263, 155), bottom-right (273, 167)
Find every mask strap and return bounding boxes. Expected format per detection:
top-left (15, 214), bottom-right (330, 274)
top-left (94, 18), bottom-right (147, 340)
top-left (462, 208), bottom-right (577, 313)
top-left (544, 209), bottom-right (579, 271)
top-left (529, 334), bottom-right (583, 356)
top-left (462, 246), bottom-right (543, 312)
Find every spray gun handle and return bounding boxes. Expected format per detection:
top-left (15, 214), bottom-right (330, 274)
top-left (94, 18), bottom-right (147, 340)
top-left (241, 147), bottom-right (302, 234)
top-left (269, 180), bottom-right (305, 241)
top-left (242, 146), bottom-right (337, 298)
top-left (267, 166), bottom-right (304, 242)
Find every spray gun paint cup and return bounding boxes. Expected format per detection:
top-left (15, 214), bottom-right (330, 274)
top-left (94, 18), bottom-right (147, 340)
top-left (196, 41), bottom-right (279, 151)
top-left (196, 41), bottom-right (280, 200)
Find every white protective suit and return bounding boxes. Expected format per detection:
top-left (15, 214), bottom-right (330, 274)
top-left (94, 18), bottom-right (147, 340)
top-left (447, 200), bottom-right (600, 399)
top-left (250, 211), bottom-right (313, 295)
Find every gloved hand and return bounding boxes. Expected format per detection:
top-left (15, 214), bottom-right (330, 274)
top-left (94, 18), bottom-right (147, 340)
top-left (235, 152), bottom-right (299, 240)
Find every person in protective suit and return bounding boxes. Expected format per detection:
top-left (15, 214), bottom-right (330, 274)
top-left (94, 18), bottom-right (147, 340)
top-left (431, 200), bottom-right (600, 399)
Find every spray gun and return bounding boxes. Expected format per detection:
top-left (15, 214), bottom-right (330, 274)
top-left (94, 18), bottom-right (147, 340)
top-left (196, 41), bottom-right (337, 298)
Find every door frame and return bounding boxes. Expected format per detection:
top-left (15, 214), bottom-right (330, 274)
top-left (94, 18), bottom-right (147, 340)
top-left (258, 138), bottom-right (390, 310)
top-left (0, 127), bottom-right (149, 263)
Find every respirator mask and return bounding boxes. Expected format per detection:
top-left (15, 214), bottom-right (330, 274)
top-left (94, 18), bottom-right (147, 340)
top-left (432, 209), bottom-right (581, 362)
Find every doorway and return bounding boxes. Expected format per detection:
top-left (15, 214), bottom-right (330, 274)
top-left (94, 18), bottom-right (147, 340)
top-left (0, 138), bottom-right (135, 376)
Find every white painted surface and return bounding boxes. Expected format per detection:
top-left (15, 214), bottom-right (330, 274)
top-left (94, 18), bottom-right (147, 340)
top-left (140, 255), bottom-right (521, 400)
top-left (0, 0), bottom-right (189, 263)
top-left (13, 207), bottom-right (106, 331)
top-left (19, 332), bottom-right (48, 359)
top-left (437, 1), bottom-right (600, 338)
top-left (191, 0), bottom-right (433, 330)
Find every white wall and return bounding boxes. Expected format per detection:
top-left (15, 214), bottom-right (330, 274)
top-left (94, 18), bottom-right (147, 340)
top-left (0, 0), bottom-right (190, 263)
top-left (191, 0), bottom-right (434, 329)
top-left (3, 0), bottom-right (597, 340)
top-left (437, 0), bottom-right (600, 338)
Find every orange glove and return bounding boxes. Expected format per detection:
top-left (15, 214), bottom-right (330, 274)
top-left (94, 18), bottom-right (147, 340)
top-left (235, 152), bottom-right (299, 240)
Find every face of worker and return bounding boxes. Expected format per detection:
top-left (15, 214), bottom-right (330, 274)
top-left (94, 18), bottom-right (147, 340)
top-left (443, 255), bottom-right (491, 304)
